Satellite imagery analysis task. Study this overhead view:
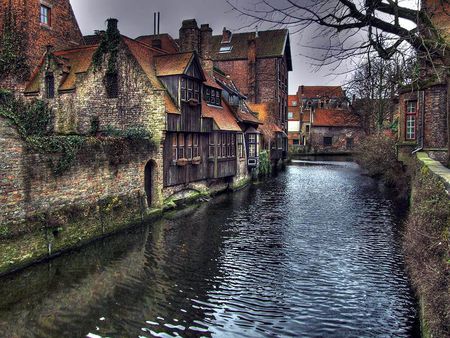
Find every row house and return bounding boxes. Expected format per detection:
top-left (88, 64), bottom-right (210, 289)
top-left (308, 108), bottom-right (363, 153)
top-left (176, 20), bottom-right (292, 164)
top-left (288, 94), bottom-right (301, 147)
top-left (18, 17), bottom-right (262, 206)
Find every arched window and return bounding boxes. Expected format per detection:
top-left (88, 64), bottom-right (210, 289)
top-left (45, 73), bottom-right (55, 98)
top-left (106, 73), bottom-right (118, 98)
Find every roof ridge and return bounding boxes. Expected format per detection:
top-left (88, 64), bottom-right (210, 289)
top-left (54, 45), bottom-right (98, 54)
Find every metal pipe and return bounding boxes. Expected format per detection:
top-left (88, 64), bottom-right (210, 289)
top-left (412, 90), bottom-right (425, 154)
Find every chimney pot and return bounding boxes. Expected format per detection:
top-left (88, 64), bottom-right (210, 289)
top-left (107, 18), bottom-right (118, 32)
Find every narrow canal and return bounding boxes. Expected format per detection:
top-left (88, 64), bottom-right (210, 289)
top-left (0, 161), bottom-right (419, 337)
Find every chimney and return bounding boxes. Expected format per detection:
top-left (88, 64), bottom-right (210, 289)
top-left (221, 27), bottom-right (232, 44)
top-left (247, 34), bottom-right (257, 102)
top-left (200, 24), bottom-right (213, 74)
top-left (107, 18), bottom-right (118, 33)
top-left (179, 19), bottom-right (200, 53)
top-left (300, 85), bottom-right (304, 95)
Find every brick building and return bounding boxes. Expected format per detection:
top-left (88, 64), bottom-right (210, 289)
top-left (308, 108), bottom-right (363, 153)
top-left (176, 20), bottom-right (292, 163)
top-left (0, 0), bottom-right (84, 90)
top-left (297, 85), bottom-right (348, 110)
top-left (397, 0), bottom-right (449, 165)
top-left (288, 94), bottom-right (301, 147)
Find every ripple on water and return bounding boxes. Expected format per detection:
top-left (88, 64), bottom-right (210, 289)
top-left (0, 163), bottom-right (419, 338)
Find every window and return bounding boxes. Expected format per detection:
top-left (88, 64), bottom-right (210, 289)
top-left (209, 134), bottom-right (215, 158)
top-left (237, 133), bottom-right (244, 158)
top-left (219, 45), bottom-right (233, 53)
top-left (205, 86), bottom-right (221, 106)
top-left (277, 134), bottom-right (283, 150)
top-left (45, 73), bottom-right (54, 98)
top-left (186, 134), bottom-right (193, 160)
top-left (346, 138), bottom-right (354, 149)
top-left (181, 78), bottom-right (186, 101)
top-left (181, 77), bottom-right (200, 102)
top-left (249, 144), bottom-right (256, 157)
top-left (172, 134), bottom-right (178, 160)
top-left (406, 101), bottom-right (417, 140)
top-left (292, 101), bottom-right (297, 106)
top-left (106, 73), bottom-right (118, 98)
top-left (248, 134), bottom-right (256, 143)
top-left (231, 133), bottom-right (236, 157)
top-left (293, 139), bottom-right (300, 145)
top-left (288, 112), bottom-right (294, 119)
top-left (178, 134), bottom-right (185, 159)
top-left (323, 136), bottom-right (333, 146)
top-left (193, 134), bottom-right (199, 158)
top-left (40, 5), bottom-right (51, 26)
top-left (222, 133), bottom-right (226, 158)
top-left (306, 125), bottom-right (310, 133)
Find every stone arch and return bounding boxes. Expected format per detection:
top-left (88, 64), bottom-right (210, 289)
top-left (144, 160), bottom-right (156, 208)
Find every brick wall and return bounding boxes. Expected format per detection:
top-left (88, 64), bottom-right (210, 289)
top-left (309, 126), bottom-right (363, 153)
top-left (0, 0), bottom-right (83, 89)
top-left (0, 116), bottom-right (162, 234)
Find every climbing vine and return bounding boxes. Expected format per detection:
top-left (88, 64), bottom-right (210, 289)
top-left (0, 90), bottom-right (84, 175)
top-left (0, 4), bottom-right (29, 81)
top-left (92, 19), bottom-right (121, 75)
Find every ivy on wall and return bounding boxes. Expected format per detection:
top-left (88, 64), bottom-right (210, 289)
top-left (0, 4), bottom-right (29, 81)
top-left (0, 90), bottom-right (84, 176)
top-left (92, 19), bottom-right (121, 75)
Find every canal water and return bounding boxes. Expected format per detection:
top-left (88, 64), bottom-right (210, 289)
top-left (0, 162), bottom-right (419, 337)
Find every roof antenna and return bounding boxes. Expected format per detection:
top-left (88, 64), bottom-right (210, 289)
top-left (153, 12), bottom-right (156, 36)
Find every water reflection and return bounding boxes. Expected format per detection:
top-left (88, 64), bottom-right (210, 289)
top-left (0, 162), bottom-right (419, 337)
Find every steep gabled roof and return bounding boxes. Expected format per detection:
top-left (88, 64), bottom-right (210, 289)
top-left (298, 86), bottom-right (345, 99)
top-left (210, 29), bottom-right (292, 70)
top-left (202, 100), bottom-right (241, 132)
top-left (313, 108), bottom-right (360, 127)
top-left (154, 52), bottom-right (205, 80)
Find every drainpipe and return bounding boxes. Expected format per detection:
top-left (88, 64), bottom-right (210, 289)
top-left (412, 90), bottom-right (425, 154)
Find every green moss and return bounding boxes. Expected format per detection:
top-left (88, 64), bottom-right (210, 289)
top-left (258, 150), bottom-right (271, 177)
top-left (231, 177), bottom-right (250, 191)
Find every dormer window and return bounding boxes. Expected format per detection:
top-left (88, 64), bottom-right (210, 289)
top-left (45, 73), bottom-right (54, 98)
top-left (181, 77), bottom-right (200, 103)
top-left (219, 46), bottom-right (233, 53)
top-left (205, 86), bottom-right (221, 106)
top-left (40, 5), bottom-right (51, 26)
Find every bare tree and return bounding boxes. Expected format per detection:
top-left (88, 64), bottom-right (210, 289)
top-left (348, 55), bottom-right (416, 133)
top-left (229, 0), bottom-right (450, 163)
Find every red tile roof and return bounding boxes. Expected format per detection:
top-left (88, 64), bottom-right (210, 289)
top-left (202, 100), bottom-right (241, 132)
top-left (298, 86), bottom-right (345, 98)
top-left (154, 52), bottom-right (194, 76)
top-left (203, 70), bottom-right (223, 90)
top-left (313, 108), bottom-right (360, 127)
top-left (210, 29), bottom-right (292, 70)
top-left (136, 34), bottom-right (179, 54)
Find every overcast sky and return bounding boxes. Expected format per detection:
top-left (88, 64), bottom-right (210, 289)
top-left (70, 0), bottom-right (417, 94)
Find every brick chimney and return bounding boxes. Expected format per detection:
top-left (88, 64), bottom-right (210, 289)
top-left (247, 33), bottom-right (257, 102)
top-left (200, 24), bottom-right (213, 75)
top-left (179, 19), bottom-right (200, 53)
top-left (221, 27), bottom-right (232, 44)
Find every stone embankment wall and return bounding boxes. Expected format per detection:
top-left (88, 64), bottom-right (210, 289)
top-left (0, 116), bottom-right (163, 275)
top-left (404, 152), bottom-right (450, 337)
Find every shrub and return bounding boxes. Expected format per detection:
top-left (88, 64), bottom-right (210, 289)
top-left (354, 132), bottom-right (406, 187)
top-left (404, 164), bottom-right (450, 337)
top-left (258, 150), bottom-right (271, 176)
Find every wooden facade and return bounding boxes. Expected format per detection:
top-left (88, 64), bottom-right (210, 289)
top-left (161, 54), bottom-right (239, 187)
